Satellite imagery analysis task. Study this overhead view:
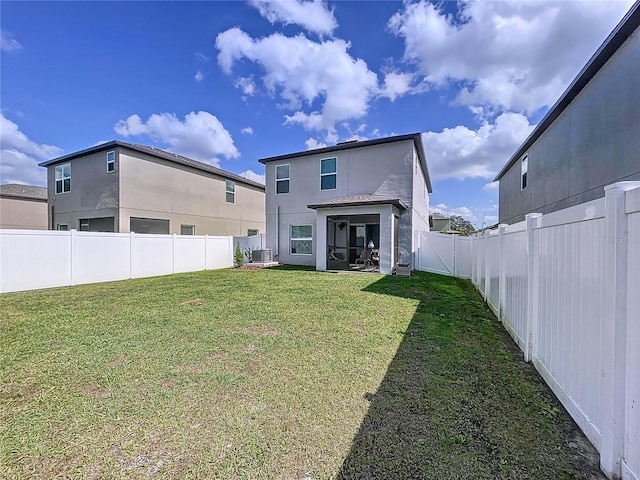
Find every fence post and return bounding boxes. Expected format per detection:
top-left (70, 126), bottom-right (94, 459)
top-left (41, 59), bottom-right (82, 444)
top-left (205, 235), bottom-right (209, 271)
top-left (498, 224), bottom-right (506, 320)
top-left (70, 229), bottom-right (78, 286)
top-left (172, 233), bottom-right (176, 273)
top-left (483, 229), bottom-right (490, 303)
top-left (524, 213), bottom-right (541, 363)
top-left (129, 232), bottom-right (135, 279)
top-left (600, 182), bottom-right (638, 478)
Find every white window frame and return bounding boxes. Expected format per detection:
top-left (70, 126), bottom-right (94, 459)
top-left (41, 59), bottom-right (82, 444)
top-left (247, 229), bottom-right (259, 236)
top-left (275, 164), bottom-right (290, 195)
top-left (521, 155), bottom-right (528, 191)
top-left (226, 180), bottom-right (235, 204)
top-left (107, 151), bottom-right (115, 173)
top-left (320, 157), bottom-right (337, 191)
top-left (290, 224), bottom-right (313, 255)
top-left (55, 163), bottom-right (71, 194)
top-left (181, 224), bottom-right (195, 235)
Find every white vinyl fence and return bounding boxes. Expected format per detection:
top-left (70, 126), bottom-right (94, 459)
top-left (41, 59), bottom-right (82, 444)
top-left (233, 233), bottom-right (267, 262)
top-left (0, 229), bottom-right (235, 293)
top-left (418, 181), bottom-right (640, 480)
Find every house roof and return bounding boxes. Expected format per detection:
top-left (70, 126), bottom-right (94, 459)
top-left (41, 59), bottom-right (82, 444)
top-left (259, 133), bottom-right (432, 193)
top-left (307, 194), bottom-right (407, 211)
top-left (38, 140), bottom-right (265, 190)
top-left (0, 184), bottom-right (48, 201)
top-left (494, 1), bottom-right (640, 182)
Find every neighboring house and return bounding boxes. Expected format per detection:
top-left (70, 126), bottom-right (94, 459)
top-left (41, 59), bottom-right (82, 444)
top-left (430, 213), bottom-right (451, 232)
top-left (0, 184), bottom-right (48, 230)
top-left (258, 133), bottom-right (432, 275)
top-left (495, 2), bottom-right (640, 224)
top-left (38, 141), bottom-right (265, 235)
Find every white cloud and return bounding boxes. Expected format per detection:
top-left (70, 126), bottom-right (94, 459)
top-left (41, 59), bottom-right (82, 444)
top-left (241, 127), bottom-right (254, 135)
top-left (483, 182), bottom-right (499, 192)
top-left (380, 71), bottom-right (415, 101)
top-left (249, 0), bottom-right (337, 36)
top-left (239, 169), bottom-right (265, 184)
top-left (422, 112), bottom-right (535, 181)
top-left (389, 0), bottom-right (634, 114)
top-left (216, 29), bottom-right (379, 140)
top-left (305, 137), bottom-right (327, 150)
top-left (0, 113), bottom-right (62, 185)
top-left (236, 76), bottom-right (256, 96)
top-left (114, 111), bottom-right (239, 165)
top-left (1, 31), bottom-right (23, 52)
top-left (195, 71), bottom-right (205, 82)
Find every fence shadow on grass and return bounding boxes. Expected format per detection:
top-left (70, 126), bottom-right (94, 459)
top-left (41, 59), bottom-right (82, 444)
top-left (334, 270), bottom-right (604, 480)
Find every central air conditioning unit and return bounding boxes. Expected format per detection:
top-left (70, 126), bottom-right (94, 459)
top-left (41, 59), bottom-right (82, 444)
top-left (252, 249), bottom-right (272, 263)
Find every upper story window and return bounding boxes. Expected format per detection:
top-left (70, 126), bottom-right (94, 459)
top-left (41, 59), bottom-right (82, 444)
top-left (107, 151), bottom-right (115, 172)
top-left (55, 163), bottom-right (71, 194)
top-left (276, 164), bottom-right (290, 194)
top-left (320, 157), bottom-right (337, 190)
top-left (226, 180), bottom-right (235, 203)
top-left (521, 155), bottom-right (528, 190)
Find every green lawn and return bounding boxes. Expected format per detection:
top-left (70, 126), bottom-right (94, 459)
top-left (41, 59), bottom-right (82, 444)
top-left (1, 267), bottom-right (602, 479)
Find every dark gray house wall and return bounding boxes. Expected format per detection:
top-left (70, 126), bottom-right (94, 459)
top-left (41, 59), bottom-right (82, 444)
top-left (496, 7), bottom-right (640, 225)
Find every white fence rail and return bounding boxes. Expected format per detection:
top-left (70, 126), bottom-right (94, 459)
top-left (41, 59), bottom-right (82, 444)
top-left (418, 181), bottom-right (640, 480)
top-left (0, 229), bottom-right (235, 293)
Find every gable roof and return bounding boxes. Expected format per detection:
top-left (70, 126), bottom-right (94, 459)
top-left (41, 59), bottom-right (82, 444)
top-left (38, 140), bottom-right (265, 190)
top-left (259, 133), bottom-right (432, 193)
top-left (494, 1), bottom-right (640, 182)
top-left (0, 184), bottom-right (48, 201)
top-left (307, 193), bottom-right (407, 211)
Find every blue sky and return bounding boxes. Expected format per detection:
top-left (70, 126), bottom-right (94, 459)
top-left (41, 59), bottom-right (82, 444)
top-left (0, 0), bottom-right (634, 227)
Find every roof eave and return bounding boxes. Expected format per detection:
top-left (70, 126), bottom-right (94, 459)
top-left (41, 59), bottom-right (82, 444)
top-left (307, 199), bottom-right (407, 211)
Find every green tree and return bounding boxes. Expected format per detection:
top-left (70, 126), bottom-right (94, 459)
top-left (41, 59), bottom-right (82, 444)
top-left (234, 242), bottom-right (244, 266)
top-left (450, 215), bottom-right (476, 236)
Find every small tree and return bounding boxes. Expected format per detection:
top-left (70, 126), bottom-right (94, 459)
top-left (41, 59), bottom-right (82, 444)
top-left (234, 242), bottom-right (244, 267)
top-left (450, 215), bottom-right (476, 236)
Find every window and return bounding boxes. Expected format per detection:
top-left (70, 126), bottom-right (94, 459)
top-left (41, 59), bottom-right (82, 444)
top-left (181, 224), bottom-right (195, 235)
top-left (107, 151), bottom-right (115, 172)
top-left (56, 224), bottom-right (69, 231)
top-left (248, 229), bottom-right (259, 236)
top-left (130, 217), bottom-right (170, 234)
top-left (290, 225), bottom-right (312, 255)
top-left (276, 164), bottom-right (290, 194)
top-left (55, 163), bottom-right (71, 194)
top-left (226, 180), bottom-right (235, 203)
top-left (521, 155), bottom-right (528, 190)
top-left (320, 158), bottom-right (336, 190)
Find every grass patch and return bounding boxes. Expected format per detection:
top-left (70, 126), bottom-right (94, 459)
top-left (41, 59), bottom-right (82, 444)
top-left (1, 268), bottom-right (602, 479)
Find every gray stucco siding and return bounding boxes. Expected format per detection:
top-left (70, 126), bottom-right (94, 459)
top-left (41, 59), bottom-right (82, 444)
top-left (47, 148), bottom-right (120, 230)
top-left (263, 139), bottom-right (418, 268)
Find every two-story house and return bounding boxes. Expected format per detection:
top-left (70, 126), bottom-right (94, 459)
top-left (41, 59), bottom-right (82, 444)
top-left (495, 2), bottom-right (640, 224)
top-left (38, 141), bottom-right (265, 235)
top-left (258, 133), bottom-right (432, 275)
top-left (0, 184), bottom-right (48, 230)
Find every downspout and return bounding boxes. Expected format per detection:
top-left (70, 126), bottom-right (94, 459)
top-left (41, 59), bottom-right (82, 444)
top-left (275, 205), bottom-right (279, 257)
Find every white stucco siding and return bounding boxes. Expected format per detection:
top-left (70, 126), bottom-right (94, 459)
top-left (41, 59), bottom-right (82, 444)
top-left (412, 145), bottom-right (431, 264)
